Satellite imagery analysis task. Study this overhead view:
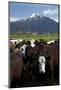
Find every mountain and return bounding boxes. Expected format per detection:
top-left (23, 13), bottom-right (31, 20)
top-left (10, 14), bottom-right (59, 33)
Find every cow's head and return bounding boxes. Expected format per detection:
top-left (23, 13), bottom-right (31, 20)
top-left (38, 56), bottom-right (46, 73)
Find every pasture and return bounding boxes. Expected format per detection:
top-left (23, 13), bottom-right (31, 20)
top-left (10, 33), bottom-right (58, 41)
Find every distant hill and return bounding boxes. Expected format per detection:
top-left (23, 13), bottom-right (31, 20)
top-left (10, 14), bottom-right (59, 33)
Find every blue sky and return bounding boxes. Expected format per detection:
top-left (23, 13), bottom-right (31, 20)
top-left (9, 2), bottom-right (59, 22)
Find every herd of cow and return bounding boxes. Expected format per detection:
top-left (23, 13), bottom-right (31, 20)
top-left (9, 39), bottom-right (59, 88)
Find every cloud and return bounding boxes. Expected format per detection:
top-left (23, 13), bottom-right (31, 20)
top-left (43, 9), bottom-right (58, 22)
top-left (43, 9), bottom-right (57, 15)
top-left (10, 17), bottom-right (21, 22)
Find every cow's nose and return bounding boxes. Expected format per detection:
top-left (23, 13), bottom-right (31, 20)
top-left (40, 70), bottom-right (45, 74)
top-left (42, 70), bottom-right (45, 73)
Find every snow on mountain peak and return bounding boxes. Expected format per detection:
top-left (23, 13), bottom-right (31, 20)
top-left (30, 13), bottom-right (39, 18)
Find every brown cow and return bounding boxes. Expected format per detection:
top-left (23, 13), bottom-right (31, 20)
top-left (42, 42), bottom-right (59, 82)
top-left (9, 52), bottom-right (24, 88)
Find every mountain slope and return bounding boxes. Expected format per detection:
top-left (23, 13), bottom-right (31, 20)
top-left (10, 14), bottom-right (58, 33)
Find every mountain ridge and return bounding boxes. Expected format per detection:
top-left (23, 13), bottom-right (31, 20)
top-left (10, 14), bottom-right (58, 33)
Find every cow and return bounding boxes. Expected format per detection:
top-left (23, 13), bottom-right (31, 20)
top-left (42, 41), bottom-right (59, 82)
top-left (9, 39), bottom-right (59, 86)
top-left (9, 51), bottom-right (24, 88)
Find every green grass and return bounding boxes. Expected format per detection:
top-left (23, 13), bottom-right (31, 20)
top-left (10, 33), bottom-right (59, 41)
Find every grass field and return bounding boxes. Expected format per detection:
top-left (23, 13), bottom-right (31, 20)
top-left (10, 33), bottom-right (59, 41)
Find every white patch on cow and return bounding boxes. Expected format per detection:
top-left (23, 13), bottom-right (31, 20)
top-left (47, 40), bottom-right (54, 44)
top-left (10, 39), bottom-right (23, 44)
top-left (20, 44), bottom-right (27, 55)
top-left (10, 40), bottom-right (18, 44)
top-left (38, 56), bottom-right (46, 73)
top-left (31, 39), bottom-right (35, 47)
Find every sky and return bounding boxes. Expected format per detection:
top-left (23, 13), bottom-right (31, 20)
top-left (9, 2), bottom-right (59, 22)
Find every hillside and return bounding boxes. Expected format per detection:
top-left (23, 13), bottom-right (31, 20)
top-left (10, 14), bottom-right (59, 33)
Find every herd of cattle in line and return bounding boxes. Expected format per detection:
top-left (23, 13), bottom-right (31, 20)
top-left (9, 39), bottom-right (59, 88)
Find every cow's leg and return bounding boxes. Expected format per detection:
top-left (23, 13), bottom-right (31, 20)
top-left (54, 64), bottom-right (59, 84)
top-left (10, 78), bottom-right (18, 88)
top-left (50, 63), bottom-right (54, 82)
